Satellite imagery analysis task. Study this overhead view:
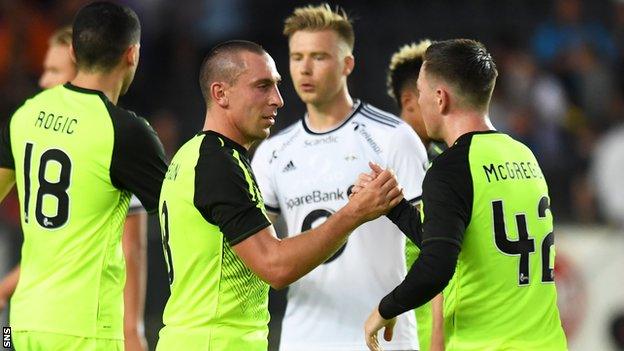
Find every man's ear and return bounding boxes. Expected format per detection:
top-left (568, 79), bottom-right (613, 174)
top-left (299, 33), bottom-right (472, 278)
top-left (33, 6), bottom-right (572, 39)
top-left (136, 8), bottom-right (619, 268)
top-left (69, 44), bottom-right (77, 65)
top-left (436, 87), bottom-right (450, 115)
top-left (126, 44), bottom-right (140, 67)
top-left (211, 82), bottom-right (229, 108)
top-left (343, 54), bottom-right (354, 76)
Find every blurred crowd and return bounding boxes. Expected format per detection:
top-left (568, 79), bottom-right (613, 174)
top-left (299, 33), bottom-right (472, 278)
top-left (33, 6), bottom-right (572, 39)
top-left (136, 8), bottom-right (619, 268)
top-left (1, 0), bottom-right (624, 346)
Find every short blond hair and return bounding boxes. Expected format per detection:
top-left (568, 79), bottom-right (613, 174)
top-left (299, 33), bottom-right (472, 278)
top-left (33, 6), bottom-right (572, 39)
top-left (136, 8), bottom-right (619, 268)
top-left (283, 3), bottom-right (354, 51)
top-left (387, 40), bottom-right (432, 108)
top-left (49, 26), bottom-right (73, 47)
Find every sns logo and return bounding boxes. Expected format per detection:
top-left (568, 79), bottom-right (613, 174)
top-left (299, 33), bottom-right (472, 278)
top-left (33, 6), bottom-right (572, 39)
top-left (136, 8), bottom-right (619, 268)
top-left (3, 327), bottom-right (11, 348)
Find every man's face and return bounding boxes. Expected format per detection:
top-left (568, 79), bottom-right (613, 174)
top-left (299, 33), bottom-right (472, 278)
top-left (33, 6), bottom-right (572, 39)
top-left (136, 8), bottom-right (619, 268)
top-left (401, 84), bottom-right (429, 144)
top-left (416, 64), bottom-right (442, 140)
top-left (39, 44), bottom-right (76, 89)
top-left (288, 30), bottom-right (351, 105)
top-left (227, 52), bottom-right (284, 143)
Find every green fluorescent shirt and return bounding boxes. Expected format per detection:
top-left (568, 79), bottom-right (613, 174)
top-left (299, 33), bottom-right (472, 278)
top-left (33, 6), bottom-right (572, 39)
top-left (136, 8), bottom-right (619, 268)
top-left (157, 131), bottom-right (271, 351)
top-left (0, 83), bottom-right (167, 339)
top-left (432, 132), bottom-right (567, 350)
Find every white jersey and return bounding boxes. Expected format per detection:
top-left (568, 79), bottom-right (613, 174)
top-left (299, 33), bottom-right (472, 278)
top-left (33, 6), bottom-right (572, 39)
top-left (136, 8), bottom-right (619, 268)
top-left (252, 100), bottom-right (428, 351)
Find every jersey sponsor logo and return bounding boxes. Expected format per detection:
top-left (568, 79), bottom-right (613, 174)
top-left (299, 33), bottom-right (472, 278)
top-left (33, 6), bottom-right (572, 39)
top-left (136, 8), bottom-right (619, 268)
top-left (285, 189), bottom-right (345, 209)
top-left (269, 128), bottom-right (301, 164)
top-left (351, 121), bottom-right (382, 154)
top-left (282, 160), bottom-right (296, 173)
top-left (35, 110), bottom-right (78, 135)
top-left (344, 154), bottom-right (358, 161)
top-left (482, 161), bottom-right (544, 183)
top-left (269, 150), bottom-right (278, 164)
top-left (304, 135), bottom-right (338, 147)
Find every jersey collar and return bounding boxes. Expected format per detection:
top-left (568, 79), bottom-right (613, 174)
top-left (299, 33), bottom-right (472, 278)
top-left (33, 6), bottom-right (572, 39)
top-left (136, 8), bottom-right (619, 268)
top-left (453, 130), bottom-right (500, 146)
top-left (301, 99), bottom-right (363, 136)
top-left (63, 83), bottom-right (109, 102)
top-left (200, 130), bottom-right (249, 156)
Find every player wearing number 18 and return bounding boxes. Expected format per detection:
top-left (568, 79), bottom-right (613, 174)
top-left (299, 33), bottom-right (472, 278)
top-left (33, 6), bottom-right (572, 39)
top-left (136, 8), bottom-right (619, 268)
top-left (363, 39), bottom-right (567, 351)
top-left (0, 2), bottom-right (167, 350)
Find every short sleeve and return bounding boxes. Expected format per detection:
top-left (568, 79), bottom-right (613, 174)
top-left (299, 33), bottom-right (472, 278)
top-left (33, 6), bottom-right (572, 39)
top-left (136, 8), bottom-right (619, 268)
top-left (385, 123), bottom-right (428, 204)
top-left (127, 195), bottom-right (145, 215)
top-left (251, 139), bottom-right (280, 213)
top-left (0, 117), bottom-right (14, 169)
top-left (421, 146), bottom-right (473, 247)
top-left (195, 148), bottom-right (271, 246)
top-left (109, 106), bottom-right (167, 213)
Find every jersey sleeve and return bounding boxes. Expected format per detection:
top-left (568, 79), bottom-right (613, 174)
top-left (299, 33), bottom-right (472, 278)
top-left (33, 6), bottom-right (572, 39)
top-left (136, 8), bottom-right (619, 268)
top-left (0, 117), bottom-right (14, 169)
top-left (127, 195), bottom-right (146, 214)
top-left (385, 123), bottom-right (428, 204)
top-left (420, 145), bottom-right (473, 247)
top-left (195, 149), bottom-right (271, 246)
top-left (109, 106), bottom-right (167, 214)
top-left (251, 139), bottom-right (280, 214)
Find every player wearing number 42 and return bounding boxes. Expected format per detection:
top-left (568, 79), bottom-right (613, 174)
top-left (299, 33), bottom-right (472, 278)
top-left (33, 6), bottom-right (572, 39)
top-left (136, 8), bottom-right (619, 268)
top-left (0, 2), bottom-right (167, 350)
top-left (362, 39), bottom-right (567, 351)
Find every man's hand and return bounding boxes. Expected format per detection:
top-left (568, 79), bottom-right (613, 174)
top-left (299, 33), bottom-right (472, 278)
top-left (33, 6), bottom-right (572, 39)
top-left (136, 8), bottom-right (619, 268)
top-left (348, 163), bottom-right (403, 224)
top-left (364, 307), bottom-right (397, 351)
top-left (0, 295), bottom-right (6, 313)
top-left (349, 162), bottom-right (382, 198)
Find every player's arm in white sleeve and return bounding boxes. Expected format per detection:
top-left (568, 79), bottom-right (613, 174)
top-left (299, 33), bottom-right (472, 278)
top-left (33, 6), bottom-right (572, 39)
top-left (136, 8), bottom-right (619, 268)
top-left (251, 140), bottom-right (280, 224)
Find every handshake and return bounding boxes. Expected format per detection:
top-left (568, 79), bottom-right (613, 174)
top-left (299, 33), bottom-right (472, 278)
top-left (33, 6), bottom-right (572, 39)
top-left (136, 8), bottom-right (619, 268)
top-left (345, 162), bottom-right (404, 225)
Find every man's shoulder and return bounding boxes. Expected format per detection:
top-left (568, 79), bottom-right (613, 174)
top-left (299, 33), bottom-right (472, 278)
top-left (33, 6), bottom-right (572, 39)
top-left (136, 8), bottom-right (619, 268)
top-left (270, 120), bottom-right (303, 143)
top-left (354, 101), bottom-right (405, 131)
top-left (255, 121), bottom-right (303, 157)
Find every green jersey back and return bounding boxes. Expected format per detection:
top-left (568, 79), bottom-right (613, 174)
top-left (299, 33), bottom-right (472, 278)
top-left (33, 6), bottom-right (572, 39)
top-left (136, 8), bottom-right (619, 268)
top-left (157, 131), bottom-right (271, 351)
top-left (0, 84), bottom-right (167, 339)
top-left (435, 132), bottom-right (566, 350)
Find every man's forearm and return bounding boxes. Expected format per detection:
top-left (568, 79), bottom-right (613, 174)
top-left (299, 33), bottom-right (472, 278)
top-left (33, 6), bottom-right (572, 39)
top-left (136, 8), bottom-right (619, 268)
top-left (386, 198), bottom-right (423, 246)
top-left (268, 204), bottom-right (363, 288)
top-left (379, 240), bottom-right (459, 319)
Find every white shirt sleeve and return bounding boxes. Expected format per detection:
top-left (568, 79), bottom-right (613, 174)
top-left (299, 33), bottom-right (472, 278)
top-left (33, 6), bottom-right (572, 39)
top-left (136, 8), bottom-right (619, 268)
top-left (251, 139), bottom-right (280, 213)
top-left (385, 123), bottom-right (429, 204)
top-left (128, 194), bottom-right (146, 214)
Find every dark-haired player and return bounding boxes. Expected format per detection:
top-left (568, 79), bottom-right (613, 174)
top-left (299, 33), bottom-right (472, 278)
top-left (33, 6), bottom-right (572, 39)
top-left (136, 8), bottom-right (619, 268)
top-left (156, 40), bottom-right (402, 351)
top-left (0, 2), bottom-right (167, 349)
top-left (363, 39), bottom-right (567, 351)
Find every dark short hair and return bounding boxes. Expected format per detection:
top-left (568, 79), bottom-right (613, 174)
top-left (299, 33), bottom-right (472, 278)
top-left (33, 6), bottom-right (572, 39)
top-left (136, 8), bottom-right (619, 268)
top-left (387, 40), bottom-right (431, 110)
top-left (72, 1), bottom-right (141, 72)
top-left (199, 40), bottom-right (267, 106)
top-left (424, 39), bottom-right (498, 110)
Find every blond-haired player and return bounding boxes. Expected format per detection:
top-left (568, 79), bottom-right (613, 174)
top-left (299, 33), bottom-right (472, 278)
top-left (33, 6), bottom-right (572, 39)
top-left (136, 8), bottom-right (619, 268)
top-left (252, 4), bottom-right (428, 350)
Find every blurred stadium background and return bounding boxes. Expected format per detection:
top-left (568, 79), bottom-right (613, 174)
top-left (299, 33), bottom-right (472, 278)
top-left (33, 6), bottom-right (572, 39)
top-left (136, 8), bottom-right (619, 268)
top-left (0, 0), bottom-right (623, 350)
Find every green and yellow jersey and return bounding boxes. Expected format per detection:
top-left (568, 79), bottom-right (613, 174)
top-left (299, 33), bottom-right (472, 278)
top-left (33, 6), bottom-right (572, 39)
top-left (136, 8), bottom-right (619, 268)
top-left (381, 131), bottom-right (567, 350)
top-left (156, 131), bottom-right (272, 351)
top-left (0, 83), bottom-right (167, 340)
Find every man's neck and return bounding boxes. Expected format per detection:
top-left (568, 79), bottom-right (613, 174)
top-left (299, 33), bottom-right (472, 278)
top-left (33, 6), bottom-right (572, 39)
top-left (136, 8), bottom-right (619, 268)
top-left (443, 110), bottom-right (495, 146)
top-left (203, 111), bottom-right (253, 150)
top-left (305, 89), bottom-right (354, 132)
top-left (71, 70), bottom-right (124, 105)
